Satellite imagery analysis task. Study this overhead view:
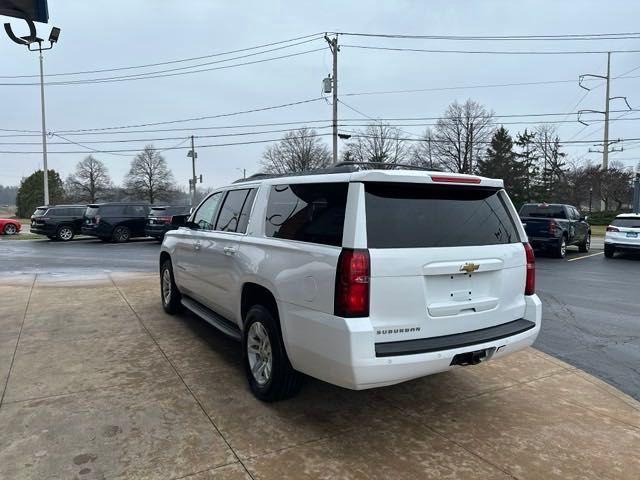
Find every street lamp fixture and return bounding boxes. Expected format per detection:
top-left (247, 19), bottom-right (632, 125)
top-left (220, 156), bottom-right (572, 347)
top-left (4, 17), bottom-right (60, 205)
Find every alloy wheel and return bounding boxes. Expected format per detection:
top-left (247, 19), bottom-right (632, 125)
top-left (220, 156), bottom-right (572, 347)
top-left (4, 223), bottom-right (17, 235)
top-left (161, 268), bottom-right (172, 306)
top-left (59, 227), bottom-right (73, 241)
top-left (247, 321), bottom-right (273, 386)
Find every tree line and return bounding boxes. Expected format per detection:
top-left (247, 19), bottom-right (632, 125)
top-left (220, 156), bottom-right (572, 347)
top-left (260, 99), bottom-right (638, 211)
top-left (14, 145), bottom-right (188, 218)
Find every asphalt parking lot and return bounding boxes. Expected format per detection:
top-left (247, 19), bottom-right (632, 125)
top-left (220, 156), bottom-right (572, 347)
top-left (1, 236), bottom-right (638, 400)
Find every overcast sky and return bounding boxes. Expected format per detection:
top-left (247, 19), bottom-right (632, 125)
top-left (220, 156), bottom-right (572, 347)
top-left (2, 0), bottom-right (640, 192)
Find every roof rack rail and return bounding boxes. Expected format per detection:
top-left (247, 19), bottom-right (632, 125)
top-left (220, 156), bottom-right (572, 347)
top-left (232, 161), bottom-right (442, 183)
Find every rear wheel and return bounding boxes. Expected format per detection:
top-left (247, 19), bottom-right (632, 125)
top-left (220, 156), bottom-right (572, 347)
top-left (57, 225), bottom-right (74, 242)
top-left (604, 244), bottom-right (615, 258)
top-left (3, 223), bottom-right (17, 235)
top-left (578, 233), bottom-right (590, 253)
top-left (554, 236), bottom-right (567, 258)
top-left (242, 305), bottom-right (302, 402)
top-left (160, 259), bottom-right (182, 314)
top-left (112, 225), bottom-right (130, 243)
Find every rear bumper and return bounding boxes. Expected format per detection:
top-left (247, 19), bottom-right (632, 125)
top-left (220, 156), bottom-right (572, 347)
top-left (605, 240), bottom-right (640, 250)
top-left (528, 236), bottom-right (561, 249)
top-left (282, 295), bottom-right (542, 390)
top-left (145, 225), bottom-right (169, 238)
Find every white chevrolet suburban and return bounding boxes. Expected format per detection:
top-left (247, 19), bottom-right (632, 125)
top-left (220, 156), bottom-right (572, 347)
top-left (159, 165), bottom-right (541, 401)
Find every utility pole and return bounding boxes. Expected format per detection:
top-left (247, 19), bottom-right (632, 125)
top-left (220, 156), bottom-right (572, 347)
top-left (187, 135), bottom-right (198, 206)
top-left (324, 34), bottom-right (339, 164)
top-left (4, 20), bottom-right (61, 206)
top-left (578, 51), bottom-right (631, 210)
top-left (602, 52), bottom-right (611, 172)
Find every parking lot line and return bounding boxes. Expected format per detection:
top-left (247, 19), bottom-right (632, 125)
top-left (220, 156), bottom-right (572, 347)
top-left (567, 252), bottom-right (604, 262)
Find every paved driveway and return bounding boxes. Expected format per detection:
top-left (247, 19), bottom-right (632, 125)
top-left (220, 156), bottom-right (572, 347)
top-left (0, 273), bottom-right (639, 480)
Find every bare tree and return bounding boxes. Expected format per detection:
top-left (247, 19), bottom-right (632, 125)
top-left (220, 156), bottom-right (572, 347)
top-left (534, 124), bottom-right (566, 193)
top-left (433, 99), bottom-right (494, 173)
top-left (344, 123), bottom-right (408, 165)
top-left (124, 145), bottom-right (176, 204)
top-left (410, 128), bottom-right (438, 169)
top-left (261, 128), bottom-right (331, 174)
top-left (65, 155), bottom-right (113, 203)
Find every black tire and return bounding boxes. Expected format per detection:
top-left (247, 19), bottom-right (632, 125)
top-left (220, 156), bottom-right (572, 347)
top-left (160, 259), bottom-right (182, 314)
top-left (242, 304), bottom-right (302, 402)
top-left (112, 225), bottom-right (130, 243)
top-left (578, 232), bottom-right (591, 253)
top-left (56, 225), bottom-right (75, 242)
top-left (604, 244), bottom-right (615, 258)
top-left (554, 236), bottom-right (567, 259)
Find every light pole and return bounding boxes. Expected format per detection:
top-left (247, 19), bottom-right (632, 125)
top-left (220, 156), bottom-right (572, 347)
top-left (4, 20), bottom-right (60, 206)
top-left (589, 187), bottom-right (593, 214)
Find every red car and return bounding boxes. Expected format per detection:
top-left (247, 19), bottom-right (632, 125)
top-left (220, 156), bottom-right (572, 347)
top-left (0, 218), bottom-right (21, 235)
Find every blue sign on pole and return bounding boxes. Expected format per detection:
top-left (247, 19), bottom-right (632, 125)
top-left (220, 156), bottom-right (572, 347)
top-left (0, 0), bottom-right (49, 24)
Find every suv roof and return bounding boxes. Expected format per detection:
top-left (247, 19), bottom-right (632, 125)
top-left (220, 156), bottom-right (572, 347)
top-left (37, 204), bottom-right (86, 209)
top-left (616, 213), bottom-right (640, 218)
top-left (87, 202), bottom-right (150, 207)
top-left (233, 166), bottom-right (503, 189)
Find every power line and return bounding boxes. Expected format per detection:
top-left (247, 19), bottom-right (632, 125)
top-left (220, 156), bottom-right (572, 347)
top-left (336, 31), bottom-right (640, 41)
top-left (0, 48), bottom-right (326, 86)
top-left (5, 133), bottom-right (640, 155)
top-left (53, 97), bottom-right (326, 133)
top-left (0, 33), bottom-right (324, 79)
top-left (342, 44), bottom-right (640, 55)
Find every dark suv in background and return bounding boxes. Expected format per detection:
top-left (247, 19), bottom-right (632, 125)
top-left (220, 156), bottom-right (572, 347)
top-left (82, 203), bottom-right (151, 242)
top-left (31, 205), bottom-right (87, 241)
top-left (145, 205), bottom-right (191, 240)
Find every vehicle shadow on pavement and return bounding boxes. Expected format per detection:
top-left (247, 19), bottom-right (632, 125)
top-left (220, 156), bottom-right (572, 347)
top-left (0, 273), bottom-right (639, 480)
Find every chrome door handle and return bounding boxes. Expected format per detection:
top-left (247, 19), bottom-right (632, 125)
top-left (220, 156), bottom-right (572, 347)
top-left (194, 240), bottom-right (201, 251)
top-left (223, 246), bottom-right (237, 255)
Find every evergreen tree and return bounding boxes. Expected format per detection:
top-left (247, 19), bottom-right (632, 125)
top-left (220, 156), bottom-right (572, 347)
top-left (15, 169), bottom-right (65, 217)
top-left (514, 129), bottom-right (541, 202)
top-left (477, 127), bottom-right (528, 208)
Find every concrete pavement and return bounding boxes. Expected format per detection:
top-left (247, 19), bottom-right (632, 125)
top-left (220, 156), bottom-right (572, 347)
top-left (1, 272), bottom-right (639, 480)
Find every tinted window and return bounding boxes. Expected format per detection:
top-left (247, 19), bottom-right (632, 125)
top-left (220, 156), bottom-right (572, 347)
top-left (365, 183), bottom-right (519, 248)
top-left (215, 189), bottom-right (251, 233)
top-left (85, 206), bottom-right (99, 217)
top-left (192, 192), bottom-right (222, 230)
top-left (519, 205), bottom-right (567, 219)
top-left (125, 205), bottom-right (148, 216)
top-left (99, 205), bottom-right (125, 216)
top-left (237, 189), bottom-right (257, 234)
top-left (150, 206), bottom-right (190, 216)
top-left (611, 217), bottom-right (640, 228)
top-left (265, 183), bottom-right (348, 246)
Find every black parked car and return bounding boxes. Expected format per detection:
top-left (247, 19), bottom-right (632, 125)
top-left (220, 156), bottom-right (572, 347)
top-left (519, 203), bottom-right (591, 258)
top-left (145, 205), bottom-right (191, 241)
top-left (81, 203), bottom-right (151, 242)
top-left (30, 205), bottom-right (87, 241)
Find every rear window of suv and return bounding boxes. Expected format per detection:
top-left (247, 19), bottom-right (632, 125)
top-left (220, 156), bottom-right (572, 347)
top-left (265, 183), bottom-right (348, 246)
top-left (519, 205), bottom-right (567, 219)
top-left (365, 183), bottom-right (519, 248)
top-left (611, 217), bottom-right (640, 228)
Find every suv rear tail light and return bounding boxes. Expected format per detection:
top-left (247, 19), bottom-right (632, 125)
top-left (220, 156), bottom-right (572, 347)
top-left (523, 242), bottom-right (535, 296)
top-left (335, 248), bottom-right (370, 317)
top-left (548, 220), bottom-right (557, 235)
top-left (606, 226), bottom-right (619, 232)
top-left (430, 175), bottom-right (481, 184)
top-left (158, 216), bottom-right (172, 224)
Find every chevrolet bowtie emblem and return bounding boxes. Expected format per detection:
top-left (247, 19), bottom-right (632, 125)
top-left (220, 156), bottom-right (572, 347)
top-left (460, 262), bottom-right (480, 273)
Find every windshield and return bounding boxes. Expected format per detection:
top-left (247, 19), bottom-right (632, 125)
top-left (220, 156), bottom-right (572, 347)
top-left (365, 183), bottom-right (520, 248)
top-left (33, 208), bottom-right (48, 217)
top-left (85, 206), bottom-right (99, 218)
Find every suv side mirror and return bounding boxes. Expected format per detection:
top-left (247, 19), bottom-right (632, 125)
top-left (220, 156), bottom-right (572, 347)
top-left (580, 215), bottom-right (588, 222)
top-left (185, 220), bottom-right (200, 230)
